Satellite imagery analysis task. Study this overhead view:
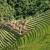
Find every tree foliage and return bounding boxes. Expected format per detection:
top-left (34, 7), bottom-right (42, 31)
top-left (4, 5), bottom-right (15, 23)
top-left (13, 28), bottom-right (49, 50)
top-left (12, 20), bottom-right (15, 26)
top-left (0, 4), bottom-right (15, 17)
top-left (0, 0), bottom-right (15, 19)
top-left (7, 0), bottom-right (50, 18)
top-left (0, 0), bottom-right (50, 18)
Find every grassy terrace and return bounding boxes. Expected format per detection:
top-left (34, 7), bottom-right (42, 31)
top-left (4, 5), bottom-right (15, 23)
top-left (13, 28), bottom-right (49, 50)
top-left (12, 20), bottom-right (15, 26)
top-left (0, 10), bottom-right (50, 50)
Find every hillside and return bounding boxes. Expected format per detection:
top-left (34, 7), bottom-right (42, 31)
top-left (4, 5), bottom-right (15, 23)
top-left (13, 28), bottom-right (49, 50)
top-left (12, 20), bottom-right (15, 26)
top-left (0, 0), bottom-right (50, 50)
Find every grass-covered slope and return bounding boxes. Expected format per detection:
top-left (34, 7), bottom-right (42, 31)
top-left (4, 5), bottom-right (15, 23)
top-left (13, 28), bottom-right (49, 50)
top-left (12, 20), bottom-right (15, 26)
top-left (0, 10), bottom-right (50, 50)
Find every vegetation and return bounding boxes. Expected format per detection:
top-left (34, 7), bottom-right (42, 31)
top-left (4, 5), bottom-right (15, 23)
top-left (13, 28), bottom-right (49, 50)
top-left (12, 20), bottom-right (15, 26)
top-left (0, 0), bottom-right (50, 50)
top-left (0, 0), bottom-right (50, 19)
